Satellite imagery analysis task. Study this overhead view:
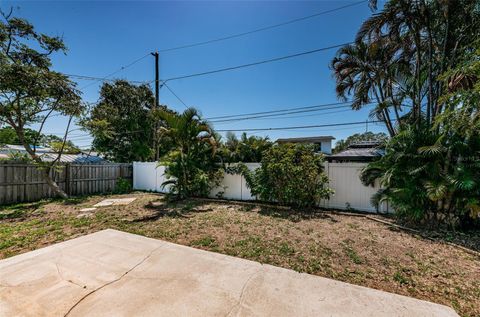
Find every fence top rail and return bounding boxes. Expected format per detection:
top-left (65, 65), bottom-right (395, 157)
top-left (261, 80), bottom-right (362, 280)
top-left (0, 162), bottom-right (132, 167)
top-left (69, 164), bottom-right (132, 167)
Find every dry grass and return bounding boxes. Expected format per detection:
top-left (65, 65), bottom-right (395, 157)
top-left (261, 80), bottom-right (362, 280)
top-left (1, 192), bottom-right (479, 316)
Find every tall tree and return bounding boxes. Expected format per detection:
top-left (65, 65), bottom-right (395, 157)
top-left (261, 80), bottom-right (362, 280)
top-left (0, 9), bottom-right (83, 198)
top-left (331, 41), bottom-right (401, 136)
top-left (158, 107), bottom-right (218, 199)
top-left (83, 80), bottom-right (163, 162)
top-left (336, 0), bottom-right (480, 227)
top-left (220, 132), bottom-right (272, 163)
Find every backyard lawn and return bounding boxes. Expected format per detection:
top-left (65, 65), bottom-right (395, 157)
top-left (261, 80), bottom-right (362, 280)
top-left (1, 192), bottom-right (479, 317)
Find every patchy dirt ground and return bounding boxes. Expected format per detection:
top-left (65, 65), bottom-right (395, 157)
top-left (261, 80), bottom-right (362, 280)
top-left (1, 192), bottom-right (479, 316)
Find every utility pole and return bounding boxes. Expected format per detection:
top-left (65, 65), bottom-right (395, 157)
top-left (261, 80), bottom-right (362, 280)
top-left (152, 51), bottom-right (159, 107)
top-left (151, 51), bottom-right (160, 160)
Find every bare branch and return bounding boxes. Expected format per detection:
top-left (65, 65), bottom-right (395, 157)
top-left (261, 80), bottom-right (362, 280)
top-left (51, 115), bottom-right (73, 165)
top-left (32, 107), bottom-right (55, 152)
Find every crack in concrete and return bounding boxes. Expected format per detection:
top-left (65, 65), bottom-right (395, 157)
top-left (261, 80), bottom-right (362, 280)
top-left (63, 245), bottom-right (164, 317)
top-left (0, 253), bottom-right (85, 290)
top-left (225, 267), bottom-right (262, 317)
top-left (54, 251), bottom-right (88, 289)
top-left (55, 261), bottom-right (87, 289)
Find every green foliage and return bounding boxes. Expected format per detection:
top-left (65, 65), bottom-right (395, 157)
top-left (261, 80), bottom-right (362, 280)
top-left (332, 0), bottom-right (480, 136)
top-left (0, 10), bottom-right (83, 198)
top-left (3, 151), bottom-right (32, 162)
top-left (114, 178), bottom-right (133, 194)
top-left (48, 141), bottom-right (80, 154)
top-left (0, 127), bottom-right (80, 153)
top-left (361, 76), bottom-right (480, 228)
top-left (334, 132), bottom-right (388, 153)
top-left (360, 125), bottom-right (441, 222)
top-left (82, 80), bottom-right (162, 162)
top-left (219, 132), bottom-right (272, 163)
top-left (335, 1), bottom-right (480, 229)
top-left (237, 144), bottom-right (332, 208)
top-left (0, 127), bottom-right (39, 146)
top-left (158, 108), bottom-right (222, 199)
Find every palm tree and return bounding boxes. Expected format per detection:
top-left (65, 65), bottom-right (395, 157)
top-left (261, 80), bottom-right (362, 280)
top-left (340, 0), bottom-right (480, 228)
top-left (355, 0), bottom-right (480, 127)
top-left (158, 107), bottom-right (218, 199)
top-left (331, 41), bottom-right (399, 136)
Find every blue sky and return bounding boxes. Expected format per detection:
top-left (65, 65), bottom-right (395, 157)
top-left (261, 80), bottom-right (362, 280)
top-left (3, 0), bottom-right (387, 148)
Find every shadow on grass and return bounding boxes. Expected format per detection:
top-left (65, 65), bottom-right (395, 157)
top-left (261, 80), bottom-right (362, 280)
top-left (60, 196), bottom-right (90, 205)
top-left (417, 228), bottom-right (480, 253)
top-left (255, 206), bottom-right (336, 223)
top-left (381, 217), bottom-right (480, 253)
top-left (0, 201), bottom-right (45, 220)
top-left (139, 198), bottom-right (214, 221)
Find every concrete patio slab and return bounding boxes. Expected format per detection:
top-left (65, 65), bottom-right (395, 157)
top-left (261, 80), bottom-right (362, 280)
top-left (0, 229), bottom-right (458, 317)
top-left (79, 207), bottom-right (97, 212)
top-left (93, 197), bottom-right (137, 207)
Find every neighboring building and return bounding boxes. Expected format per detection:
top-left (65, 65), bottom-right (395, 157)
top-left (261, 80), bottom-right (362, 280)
top-left (327, 141), bottom-right (384, 162)
top-left (0, 144), bottom-right (107, 164)
top-left (276, 136), bottom-right (335, 154)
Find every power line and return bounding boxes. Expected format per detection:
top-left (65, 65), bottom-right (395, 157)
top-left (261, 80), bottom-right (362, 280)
top-left (162, 82), bottom-right (189, 109)
top-left (158, 1), bottom-right (367, 53)
top-left (212, 108), bottom-right (354, 124)
top-left (162, 42), bottom-right (351, 82)
top-left (67, 135), bottom-right (93, 141)
top-left (206, 101), bottom-right (359, 120)
top-left (209, 104), bottom-right (366, 123)
top-left (73, 53), bottom-right (151, 90)
top-left (65, 74), bottom-right (148, 85)
top-left (215, 120), bottom-right (386, 132)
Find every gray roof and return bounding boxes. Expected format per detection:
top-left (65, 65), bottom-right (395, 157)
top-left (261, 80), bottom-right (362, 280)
top-left (348, 141), bottom-right (383, 148)
top-left (328, 141), bottom-right (384, 162)
top-left (0, 145), bottom-right (108, 163)
top-left (39, 153), bottom-right (107, 164)
top-left (276, 136), bottom-right (335, 143)
top-left (2, 144), bottom-right (52, 153)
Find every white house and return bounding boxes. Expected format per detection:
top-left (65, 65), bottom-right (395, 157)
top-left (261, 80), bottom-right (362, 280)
top-left (276, 136), bottom-right (335, 154)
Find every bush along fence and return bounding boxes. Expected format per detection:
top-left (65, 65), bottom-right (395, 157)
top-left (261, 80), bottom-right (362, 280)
top-left (0, 162), bottom-right (132, 205)
top-left (133, 161), bottom-right (390, 213)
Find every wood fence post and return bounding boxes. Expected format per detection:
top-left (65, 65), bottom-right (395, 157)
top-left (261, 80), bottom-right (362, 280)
top-left (65, 163), bottom-right (71, 196)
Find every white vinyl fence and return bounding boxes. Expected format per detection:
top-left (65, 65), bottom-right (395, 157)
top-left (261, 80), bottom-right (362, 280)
top-left (133, 161), bottom-right (390, 213)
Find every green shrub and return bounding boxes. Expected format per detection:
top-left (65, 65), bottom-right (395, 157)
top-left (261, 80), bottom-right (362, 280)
top-left (235, 144), bottom-right (332, 208)
top-left (114, 178), bottom-right (132, 194)
top-left (158, 108), bottom-right (221, 200)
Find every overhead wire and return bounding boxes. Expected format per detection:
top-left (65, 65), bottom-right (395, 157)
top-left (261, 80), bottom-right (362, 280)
top-left (209, 104), bottom-right (367, 123)
top-left (64, 74), bottom-right (148, 85)
top-left (78, 53), bottom-right (151, 89)
top-left (162, 82), bottom-right (189, 109)
top-left (162, 42), bottom-right (351, 83)
top-left (158, 0), bottom-right (367, 53)
top-left (215, 120), bottom-right (388, 132)
top-left (212, 108), bottom-right (355, 125)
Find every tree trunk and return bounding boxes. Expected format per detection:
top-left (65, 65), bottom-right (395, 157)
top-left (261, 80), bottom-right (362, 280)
top-left (14, 124), bottom-right (69, 199)
top-left (43, 168), bottom-right (68, 199)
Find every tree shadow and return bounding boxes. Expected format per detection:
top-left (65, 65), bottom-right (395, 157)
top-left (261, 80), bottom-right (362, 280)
top-left (0, 201), bottom-right (45, 221)
top-left (237, 203), bottom-right (336, 223)
top-left (140, 198), bottom-right (214, 221)
top-left (60, 196), bottom-right (90, 205)
top-left (379, 217), bottom-right (480, 254)
top-left (416, 228), bottom-right (480, 253)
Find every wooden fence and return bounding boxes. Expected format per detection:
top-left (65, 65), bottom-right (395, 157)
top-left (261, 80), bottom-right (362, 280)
top-left (0, 162), bottom-right (132, 205)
